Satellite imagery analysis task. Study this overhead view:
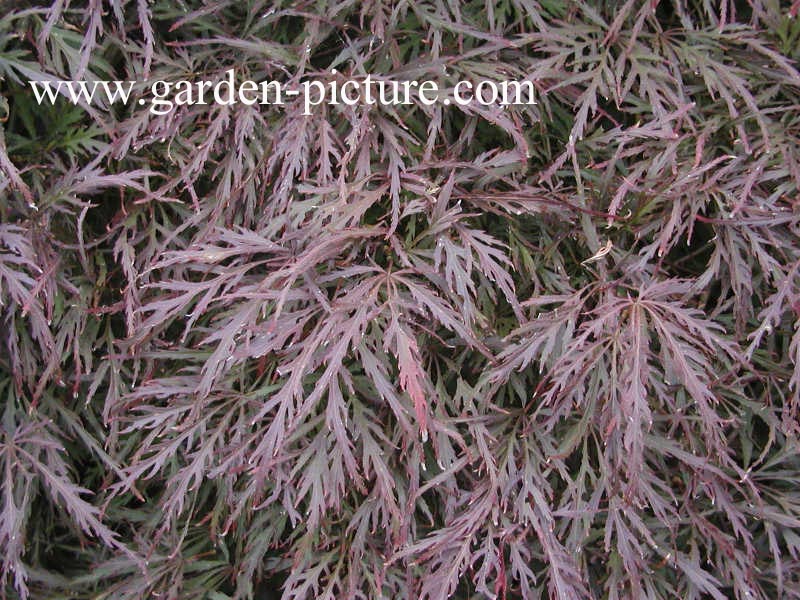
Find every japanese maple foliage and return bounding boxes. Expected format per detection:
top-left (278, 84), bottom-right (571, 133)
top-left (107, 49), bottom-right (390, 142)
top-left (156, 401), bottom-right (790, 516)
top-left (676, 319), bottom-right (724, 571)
top-left (1, 1), bottom-right (800, 599)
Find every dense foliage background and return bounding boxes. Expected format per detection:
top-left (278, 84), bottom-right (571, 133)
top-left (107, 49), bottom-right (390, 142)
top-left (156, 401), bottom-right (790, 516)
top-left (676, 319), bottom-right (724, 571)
top-left (1, 0), bottom-right (800, 598)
